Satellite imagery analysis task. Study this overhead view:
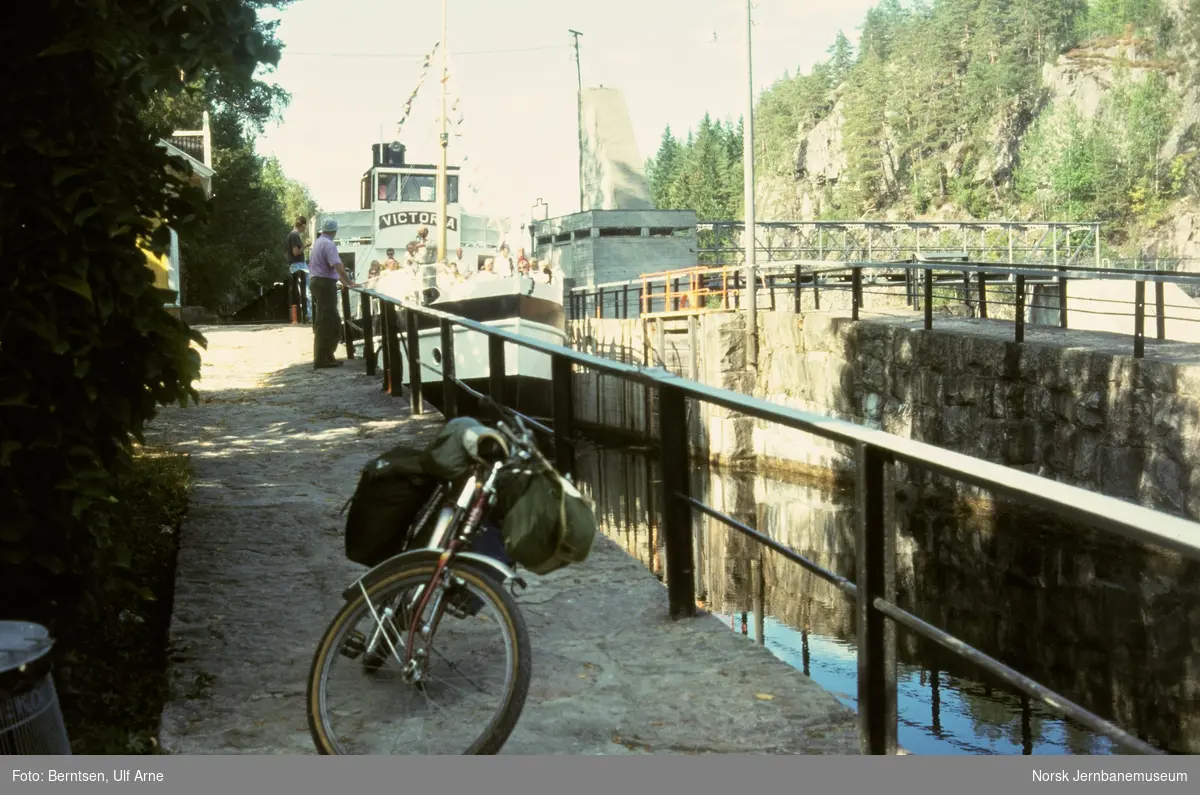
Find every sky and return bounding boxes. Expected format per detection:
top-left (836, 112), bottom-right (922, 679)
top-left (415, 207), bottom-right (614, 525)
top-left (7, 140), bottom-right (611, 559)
top-left (256, 0), bottom-right (879, 223)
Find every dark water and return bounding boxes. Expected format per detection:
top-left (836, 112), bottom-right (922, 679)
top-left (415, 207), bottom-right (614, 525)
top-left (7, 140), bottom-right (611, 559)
top-left (573, 444), bottom-right (1200, 755)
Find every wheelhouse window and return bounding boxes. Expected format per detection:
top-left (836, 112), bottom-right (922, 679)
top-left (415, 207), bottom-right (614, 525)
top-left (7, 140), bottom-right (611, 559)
top-left (360, 175), bottom-right (373, 210)
top-left (378, 173), bottom-right (399, 202)
top-left (374, 174), bottom-right (459, 203)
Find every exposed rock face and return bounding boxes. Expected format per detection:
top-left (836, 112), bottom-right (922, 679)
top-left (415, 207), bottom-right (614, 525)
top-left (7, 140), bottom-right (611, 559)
top-left (1161, 85), bottom-right (1200, 162)
top-left (794, 101), bottom-right (847, 186)
top-left (763, 30), bottom-right (1198, 236)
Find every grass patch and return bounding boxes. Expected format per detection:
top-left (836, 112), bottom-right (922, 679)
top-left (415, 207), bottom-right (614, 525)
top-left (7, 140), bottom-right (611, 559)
top-left (54, 445), bottom-right (191, 754)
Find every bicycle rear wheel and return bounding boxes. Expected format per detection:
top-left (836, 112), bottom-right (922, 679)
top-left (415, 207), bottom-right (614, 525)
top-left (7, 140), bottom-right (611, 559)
top-left (307, 559), bottom-right (531, 755)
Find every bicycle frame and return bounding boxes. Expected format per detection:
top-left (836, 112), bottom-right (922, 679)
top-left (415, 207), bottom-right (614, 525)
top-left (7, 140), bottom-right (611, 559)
top-left (352, 407), bottom-right (541, 679)
top-left (358, 459), bottom-right (508, 680)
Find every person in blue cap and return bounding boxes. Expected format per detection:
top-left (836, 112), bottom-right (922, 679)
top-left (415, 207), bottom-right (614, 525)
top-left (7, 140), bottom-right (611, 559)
top-left (308, 217), bottom-right (357, 369)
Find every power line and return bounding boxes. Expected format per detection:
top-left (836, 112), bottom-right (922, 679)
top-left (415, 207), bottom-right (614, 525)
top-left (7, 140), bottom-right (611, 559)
top-left (283, 45), bottom-right (569, 58)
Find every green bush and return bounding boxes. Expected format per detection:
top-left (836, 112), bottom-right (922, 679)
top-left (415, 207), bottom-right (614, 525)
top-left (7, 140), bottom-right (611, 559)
top-left (0, 1), bottom-right (284, 625)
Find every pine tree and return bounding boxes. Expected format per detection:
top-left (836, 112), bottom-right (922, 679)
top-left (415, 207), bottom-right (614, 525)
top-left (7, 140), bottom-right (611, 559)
top-left (647, 126), bottom-right (682, 209)
top-left (828, 31), bottom-right (854, 83)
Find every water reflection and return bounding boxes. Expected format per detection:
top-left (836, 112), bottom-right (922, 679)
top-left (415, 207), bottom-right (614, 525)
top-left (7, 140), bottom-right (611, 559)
top-left (573, 444), bottom-right (1200, 755)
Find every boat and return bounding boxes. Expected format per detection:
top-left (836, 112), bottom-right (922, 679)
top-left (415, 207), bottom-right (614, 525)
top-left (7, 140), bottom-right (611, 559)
top-left (317, 10), bottom-right (565, 420)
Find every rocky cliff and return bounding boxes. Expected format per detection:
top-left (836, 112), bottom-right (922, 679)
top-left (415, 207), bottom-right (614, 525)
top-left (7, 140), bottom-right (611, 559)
top-left (758, 2), bottom-right (1200, 264)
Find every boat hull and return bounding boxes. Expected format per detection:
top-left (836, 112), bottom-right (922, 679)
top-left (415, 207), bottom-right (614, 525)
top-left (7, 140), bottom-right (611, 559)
top-left (393, 317), bottom-right (564, 420)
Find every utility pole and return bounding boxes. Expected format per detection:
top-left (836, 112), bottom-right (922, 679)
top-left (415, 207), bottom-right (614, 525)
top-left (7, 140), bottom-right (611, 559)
top-left (437, 0), bottom-right (449, 263)
top-left (569, 29), bottom-right (584, 213)
top-left (743, 0), bottom-right (758, 367)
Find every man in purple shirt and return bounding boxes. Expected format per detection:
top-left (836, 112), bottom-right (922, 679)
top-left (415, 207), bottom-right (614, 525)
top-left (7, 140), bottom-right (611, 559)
top-left (309, 218), bottom-right (357, 369)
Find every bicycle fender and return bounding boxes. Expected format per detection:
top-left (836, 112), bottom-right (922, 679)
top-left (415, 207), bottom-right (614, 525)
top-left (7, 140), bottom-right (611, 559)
top-left (342, 548), bottom-right (527, 602)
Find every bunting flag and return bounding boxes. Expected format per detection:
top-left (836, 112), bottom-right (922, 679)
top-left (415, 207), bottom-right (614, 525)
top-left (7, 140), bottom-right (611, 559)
top-left (396, 41), bottom-right (441, 135)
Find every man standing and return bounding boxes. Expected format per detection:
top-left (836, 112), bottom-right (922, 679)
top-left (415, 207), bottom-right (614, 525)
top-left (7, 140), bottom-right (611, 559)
top-left (308, 218), bottom-right (357, 369)
top-left (286, 216), bottom-right (309, 323)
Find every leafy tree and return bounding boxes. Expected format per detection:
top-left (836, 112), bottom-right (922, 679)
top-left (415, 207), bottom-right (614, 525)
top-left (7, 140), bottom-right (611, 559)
top-left (0, 1), bottom-right (294, 624)
top-left (264, 157), bottom-right (320, 229)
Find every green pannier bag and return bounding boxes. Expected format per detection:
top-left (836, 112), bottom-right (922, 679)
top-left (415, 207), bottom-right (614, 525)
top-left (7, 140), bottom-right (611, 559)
top-left (343, 418), bottom-right (485, 567)
top-left (498, 464), bottom-right (598, 576)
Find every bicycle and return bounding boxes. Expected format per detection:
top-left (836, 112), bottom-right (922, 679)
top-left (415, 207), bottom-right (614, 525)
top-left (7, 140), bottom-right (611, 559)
top-left (306, 403), bottom-right (548, 755)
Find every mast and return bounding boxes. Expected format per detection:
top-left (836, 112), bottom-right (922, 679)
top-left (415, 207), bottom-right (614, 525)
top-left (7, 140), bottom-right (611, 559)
top-left (437, 0), bottom-right (449, 262)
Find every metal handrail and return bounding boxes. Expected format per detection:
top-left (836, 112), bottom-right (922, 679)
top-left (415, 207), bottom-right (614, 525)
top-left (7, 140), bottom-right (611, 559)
top-left (565, 258), bottom-right (1200, 360)
top-left (346, 283), bottom-right (1200, 755)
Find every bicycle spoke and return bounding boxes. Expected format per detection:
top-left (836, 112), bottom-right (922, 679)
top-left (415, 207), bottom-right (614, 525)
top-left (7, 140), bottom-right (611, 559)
top-left (312, 565), bottom-right (526, 755)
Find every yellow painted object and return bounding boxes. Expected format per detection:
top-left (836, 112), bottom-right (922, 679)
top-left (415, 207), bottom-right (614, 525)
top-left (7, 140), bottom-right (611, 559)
top-left (142, 242), bottom-right (171, 291)
top-left (138, 223), bottom-right (181, 308)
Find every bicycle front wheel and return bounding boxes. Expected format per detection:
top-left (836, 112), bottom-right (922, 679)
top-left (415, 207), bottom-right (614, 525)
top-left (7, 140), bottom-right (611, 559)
top-left (307, 560), bottom-right (531, 755)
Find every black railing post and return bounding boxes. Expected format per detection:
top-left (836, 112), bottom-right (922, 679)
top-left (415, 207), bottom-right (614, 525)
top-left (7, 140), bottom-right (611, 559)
top-left (1134, 279), bottom-right (1146, 359)
top-left (551, 354), bottom-right (575, 476)
top-left (360, 293), bottom-right (376, 377)
top-left (852, 267), bottom-right (862, 321)
top-left (1058, 269), bottom-right (1068, 329)
top-left (440, 318), bottom-right (458, 419)
top-left (406, 309), bottom-right (423, 414)
top-left (380, 302), bottom-right (394, 393)
top-left (1015, 274), bottom-right (1026, 344)
top-left (1155, 280), bottom-right (1166, 340)
top-left (488, 334), bottom-right (506, 404)
top-left (855, 443), bottom-right (897, 754)
top-left (977, 272), bottom-right (988, 319)
top-left (905, 267), bottom-right (913, 308)
top-left (340, 284), bottom-right (356, 360)
top-left (794, 264), bottom-right (802, 313)
top-left (658, 384), bottom-right (695, 619)
top-left (923, 267), bottom-right (933, 330)
top-left (622, 284), bottom-right (629, 319)
top-left (814, 276), bottom-right (821, 311)
top-left (962, 270), bottom-right (971, 315)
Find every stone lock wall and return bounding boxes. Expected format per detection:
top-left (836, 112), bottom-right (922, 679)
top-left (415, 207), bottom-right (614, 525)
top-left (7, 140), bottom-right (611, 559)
top-left (571, 310), bottom-right (1200, 520)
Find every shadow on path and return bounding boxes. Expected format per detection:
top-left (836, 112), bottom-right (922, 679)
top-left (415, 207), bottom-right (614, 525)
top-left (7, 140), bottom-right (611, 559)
top-left (149, 324), bottom-right (859, 755)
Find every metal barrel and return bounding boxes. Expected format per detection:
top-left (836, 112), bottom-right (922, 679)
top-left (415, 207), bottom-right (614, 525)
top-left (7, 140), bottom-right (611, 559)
top-left (0, 621), bottom-right (71, 754)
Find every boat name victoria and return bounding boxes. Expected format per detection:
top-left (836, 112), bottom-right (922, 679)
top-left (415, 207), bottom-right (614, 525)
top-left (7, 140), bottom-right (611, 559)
top-left (379, 211), bottom-right (458, 231)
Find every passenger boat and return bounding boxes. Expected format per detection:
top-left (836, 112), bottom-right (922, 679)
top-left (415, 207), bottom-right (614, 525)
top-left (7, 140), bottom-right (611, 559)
top-left (318, 96), bottom-right (565, 419)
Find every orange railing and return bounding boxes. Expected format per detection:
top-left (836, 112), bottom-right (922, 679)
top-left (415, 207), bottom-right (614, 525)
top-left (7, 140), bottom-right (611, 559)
top-left (638, 265), bottom-right (745, 315)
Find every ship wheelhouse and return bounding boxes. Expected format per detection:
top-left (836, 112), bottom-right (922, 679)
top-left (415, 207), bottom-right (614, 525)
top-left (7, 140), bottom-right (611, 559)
top-left (357, 143), bottom-right (464, 263)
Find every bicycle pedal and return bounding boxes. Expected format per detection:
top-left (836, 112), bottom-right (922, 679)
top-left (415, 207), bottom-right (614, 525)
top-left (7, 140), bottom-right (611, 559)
top-left (340, 630), bottom-right (367, 660)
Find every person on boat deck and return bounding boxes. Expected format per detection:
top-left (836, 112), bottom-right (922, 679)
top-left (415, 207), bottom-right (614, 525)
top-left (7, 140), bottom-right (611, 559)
top-left (367, 260), bottom-right (382, 282)
top-left (478, 257), bottom-right (497, 278)
top-left (516, 247), bottom-right (529, 270)
top-left (493, 244), bottom-right (514, 277)
top-left (383, 248), bottom-right (400, 271)
top-left (308, 218), bottom-right (357, 369)
top-left (436, 260), bottom-right (461, 293)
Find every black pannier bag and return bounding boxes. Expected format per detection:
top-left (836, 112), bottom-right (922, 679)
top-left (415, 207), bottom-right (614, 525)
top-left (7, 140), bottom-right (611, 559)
top-left (342, 418), bottom-right (488, 568)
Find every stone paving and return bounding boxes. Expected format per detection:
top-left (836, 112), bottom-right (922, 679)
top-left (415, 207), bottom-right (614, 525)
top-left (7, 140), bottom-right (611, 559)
top-left (149, 324), bottom-right (859, 755)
